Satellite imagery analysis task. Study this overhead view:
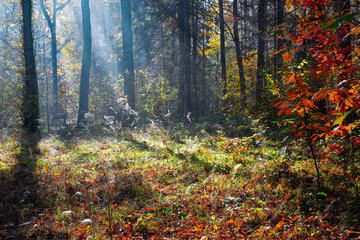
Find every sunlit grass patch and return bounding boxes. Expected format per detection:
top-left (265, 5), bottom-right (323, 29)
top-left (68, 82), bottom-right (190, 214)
top-left (0, 125), bottom-right (358, 239)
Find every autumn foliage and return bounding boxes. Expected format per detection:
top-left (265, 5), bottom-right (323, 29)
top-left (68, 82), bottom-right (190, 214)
top-left (275, 0), bottom-right (360, 183)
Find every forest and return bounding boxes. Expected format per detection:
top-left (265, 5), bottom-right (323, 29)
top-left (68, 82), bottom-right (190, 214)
top-left (1, 0), bottom-right (360, 238)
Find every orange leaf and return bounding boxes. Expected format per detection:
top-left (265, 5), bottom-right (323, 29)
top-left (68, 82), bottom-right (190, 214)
top-left (282, 52), bottom-right (294, 61)
top-left (273, 48), bottom-right (285, 55)
top-left (144, 207), bottom-right (155, 211)
top-left (300, 98), bottom-right (316, 108)
top-left (312, 88), bottom-right (328, 102)
top-left (276, 220), bottom-right (285, 228)
top-left (287, 90), bottom-right (300, 100)
top-left (151, 168), bottom-right (157, 174)
top-left (277, 101), bottom-right (290, 109)
top-left (227, 219), bottom-right (235, 225)
top-left (329, 89), bottom-right (341, 102)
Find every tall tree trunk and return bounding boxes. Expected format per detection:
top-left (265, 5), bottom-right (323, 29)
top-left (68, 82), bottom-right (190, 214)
top-left (43, 40), bottom-right (50, 133)
top-left (256, 0), bottom-right (266, 106)
top-left (21, 0), bottom-right (39, 135)
top-left (183, 0), bottom-right (191, 117)
top-left (77, 0), bottom-right (92, 125)
top-left (177, 0), bottom-right (185, 116)
top-left (39, 0), bottom-right (70, 114)
top-left (121, 0), bottom-right (136, 110)
top-left (219, 0), bottom-right (227, 97)
top-left (192, 0), bottom-right (199, 115)
top-left (233, 0), bottom-right (246, 108)
top-left (274, 0), bottom-right (284, 80)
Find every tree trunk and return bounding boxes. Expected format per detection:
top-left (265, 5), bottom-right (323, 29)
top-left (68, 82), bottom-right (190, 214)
top-left (192, 0), bottom-right (199, 115)
top-left (21, 0), bottom-right (39, 135)
top-left (183, 0), bottom-right (191, 117)
top-left (233, 0), bottom-right (246, 108)
top-left (219, 0), bottom-right (227, 97)
top-left (177, 0), bottom-right (185, 116)
top-left (40, 0), bottom-right (58, 112)
top-left (274, 0), bottom-right (284, 80)
top-left (121, 0), bottom-right (136, 110)
top-left (39, 0), bottom-right (70, 114)
top-left (43, 40), bottom-right (50, 133)
top-left (77, 0), bottom-right (92, 125)
top-left (256, 0), bottom-right (266, 106)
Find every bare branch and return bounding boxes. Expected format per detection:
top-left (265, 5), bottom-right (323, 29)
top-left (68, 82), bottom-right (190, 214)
top-left (0, 38), bottom-right (23, 55)
top-left (56, 0), bottom-right (71, 13)
top-left (57, 31), bottom-right (75, 53)
top-left (40, 0), bottom-right (54, 28)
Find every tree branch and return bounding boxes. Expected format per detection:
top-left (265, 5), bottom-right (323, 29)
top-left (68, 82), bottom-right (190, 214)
top-left (56, 0), bottom-right (71, 13)
top-left (57, 31), bottom-right (75, 53)
top-left (40, 0), bottom-right (53, 28)
top-left (0, 38), bottom-right (23, 55)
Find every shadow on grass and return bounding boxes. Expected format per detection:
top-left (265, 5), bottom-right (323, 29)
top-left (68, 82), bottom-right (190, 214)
top-left (0, 133), bottom-right (42, 239)
top-left (268, 165), bottom-right (360, 231)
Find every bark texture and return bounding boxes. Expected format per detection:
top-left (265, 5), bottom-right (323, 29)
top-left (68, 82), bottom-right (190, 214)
top-left (121, 0), bottom-right (136, 109)
top-left (77, 0), bottom-right (92, 125)
top-left (22, 0), bottom-right (39, 135)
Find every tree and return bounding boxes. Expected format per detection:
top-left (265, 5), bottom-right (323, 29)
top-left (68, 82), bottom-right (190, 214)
top-left (233, 0), bottom-right (246, 108)
top-left (219, 0), bottom-right (227, 97)
top-left (274, 0), bottom-right (284, 80)
top-left (21, 0), bottom-right (39, 135)
top-left (121, 0), bottom-right (135, 110)
top-left (183, 0), bottom-right (191, 117)
top-left (77, 0), bottom-right (91, 125)
top-left (274, 0), bottom-right (360, 184)
top-left (256, 0), bottom-right (266, 106)
top-left (177, 0), bottom-right (185, 116)
top-left (191, 0), bottom-right (199, 114)
top-left (176, 0), bottom-right (191, 118)
top-left (39, 0), bottom-right (70, 114)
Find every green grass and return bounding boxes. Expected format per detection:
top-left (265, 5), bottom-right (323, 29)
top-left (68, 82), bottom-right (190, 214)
top-left (0, 124), bottom-right (359, 239)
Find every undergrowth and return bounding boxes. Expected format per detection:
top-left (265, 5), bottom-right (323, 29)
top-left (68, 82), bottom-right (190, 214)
top-left (0, 123), bottom-right (359, 239)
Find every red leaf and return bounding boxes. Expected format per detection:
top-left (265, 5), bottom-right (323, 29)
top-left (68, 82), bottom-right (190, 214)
top-left (284, 109), bottom-right (293, 115)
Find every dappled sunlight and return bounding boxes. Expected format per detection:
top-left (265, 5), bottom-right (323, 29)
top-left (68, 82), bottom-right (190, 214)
top-left (1, 0), bottom-right (360, 238)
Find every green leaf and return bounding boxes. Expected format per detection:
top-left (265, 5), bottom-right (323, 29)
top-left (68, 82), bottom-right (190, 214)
top-left (322, 13), bottom-right (358, 30)
top-left (317, 192), bottom-right (328, 197)
top-left (334, 110), bottom-right (353, 126)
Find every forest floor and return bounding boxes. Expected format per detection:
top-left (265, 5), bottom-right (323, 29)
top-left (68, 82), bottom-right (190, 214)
top-left (0, 123), bottom-right (359, 239)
